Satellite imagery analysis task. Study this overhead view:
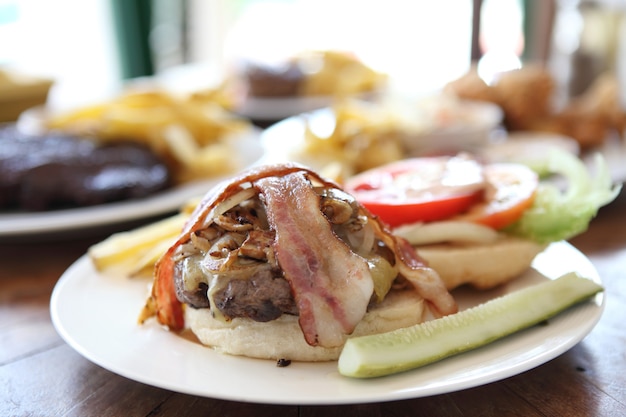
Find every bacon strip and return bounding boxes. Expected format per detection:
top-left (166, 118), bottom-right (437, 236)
top-left (257, 172), bottom-right (373, 347)
top-left (355, 203), bottom-right (457, 317)
top-left (152, 164), bottom-right (311, 330)
top-left (394, 237), bottom-right (458, 317)
top-left (149, 163), bottom-right (457, 342)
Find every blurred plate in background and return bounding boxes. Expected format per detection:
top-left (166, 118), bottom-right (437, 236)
top-left (236, 95), bottom-right (337, 122)
top-left (259, 98), bottom-right (504, 177)
top-left (0, 130), bottom-right (263, 239)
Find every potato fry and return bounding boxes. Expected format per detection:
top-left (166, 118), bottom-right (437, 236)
top-left (298, 99), bottom-right (407, 178)
top-left (189, 77), bottom-right (241, 111)
top-left (162, 124), bottom-right (236, 182)
top-left (88, 212), bottom-right (189, 277)
top-left (44, 88), bottom-right (251, 183)
top-left (45, 102), bottom-right (109, 134)
top-left (299, 51), bottom-right (387, 97)
top-left (162, 124), bottom-right (200, 166)
top-left (126, 237), bottom-right (178, 278)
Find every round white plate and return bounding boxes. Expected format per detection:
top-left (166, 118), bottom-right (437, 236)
top-left (591, 133), bottom-right (626, 183)
top-left (51, 241), bottom-right (603, 405)
top-left (257, 108), bottom-right (337, 169)
top-left (260, 108), bottom-right (626, 184)
top-left (258, 104), bottom-right (503, 169)
top-left (0, 132), bottom-right (264, 237)
top-left (236, 95), bottom-right (337, 121)
top-left (235, 89), bottom-right (382, 121)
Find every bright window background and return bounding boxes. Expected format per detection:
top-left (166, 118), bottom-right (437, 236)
top-left (0, 0), bottom-right (120, 110)
top-left (1, 0), bottom-right (528, 109)
top-left (194, 0), bottom-right (477, 97)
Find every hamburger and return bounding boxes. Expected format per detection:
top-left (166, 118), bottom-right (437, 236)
top-left (344, 151), bottom-right (620, 290)
top-left (140, 163), bottom-right (457, 361)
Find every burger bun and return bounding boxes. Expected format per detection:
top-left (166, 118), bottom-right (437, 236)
top-left (417, 235), bottom-right (547, 290)
top-left (186, 289), bottom-right (425, 362)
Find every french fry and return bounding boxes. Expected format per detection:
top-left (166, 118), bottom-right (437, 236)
top-left (126, 237), bottom-right (178, 278)
top-left (88, 212), bottom-right (189, 277)
top-left (189, 77), bottom-right (240, 111)
top-left (44, 88), bottom-right (251, 183)
top-left (87, 190), bottom-right (206, 279)
top-left (162, 124), bottom-right (236, 182)
top-left (299, 100), bottom-right (406, 178)
top-left (163, 124), bottom-right (200, 166)
top-left (45, 102), bottom-right (109, 134)
top-left (300, 50), bottom-right (387, 96)
top-left (88, 193), bottom-right (208, 278)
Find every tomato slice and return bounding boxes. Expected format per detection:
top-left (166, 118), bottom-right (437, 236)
top-left (454, 163), bottom-right (539, 229)
top-left (344, 156), bottom-right (486, 228)
top-left (344, 157), bottom-right (539, 230)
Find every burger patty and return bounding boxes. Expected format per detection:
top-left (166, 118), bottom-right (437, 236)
top-left (172, 186), bottom-right (390, 323)
top-left (213, 267), bottom-right (298, 322)
top-left (0, 124), bottom-right (171, 211)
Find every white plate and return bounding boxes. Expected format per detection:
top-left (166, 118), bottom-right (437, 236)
top-left (258, 104), bottom-right (503, 169)
top-left (236, 90), bottom-right (382, 121)
top-left (260, 109), bottom-right (626, 184)
top-left (50, 241), bottom-right (603, 405)
top-left (481, 131), bottom-right (626, 184)
top-left (0, 132), bottom-right (264, 237)
top-left (592, 133), bottom-right (626, 183)
top-left (258, 108), bottom-right (339, 168)
top-left (236, 95), bottom-right (337, 121)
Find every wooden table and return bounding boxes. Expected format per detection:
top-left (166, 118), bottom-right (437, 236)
top-left (2, 190), bottom-right (626, 417)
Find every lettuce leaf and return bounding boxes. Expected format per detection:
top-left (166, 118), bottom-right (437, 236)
top-left (505, 150), bottom-right (621, 244)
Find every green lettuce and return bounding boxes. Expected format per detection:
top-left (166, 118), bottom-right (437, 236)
top-left (505, 150), bottom-right (621, 244)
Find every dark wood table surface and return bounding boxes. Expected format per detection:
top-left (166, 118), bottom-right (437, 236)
top-left (2, 188), bottom-right (626, 417)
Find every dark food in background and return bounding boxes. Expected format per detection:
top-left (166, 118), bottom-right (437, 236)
top-left (0, 124), bottom-right (172, 211)
top-left (243, 61), bottom-right (305, 97)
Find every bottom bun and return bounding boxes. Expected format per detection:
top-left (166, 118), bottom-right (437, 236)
top-left (186, 289), bottom-right (425, 362)
top-left (417, 236), bottom-right (547, 290)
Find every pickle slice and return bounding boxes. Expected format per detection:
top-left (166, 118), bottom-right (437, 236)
top-left (338, 272), bottom-right (603, 378)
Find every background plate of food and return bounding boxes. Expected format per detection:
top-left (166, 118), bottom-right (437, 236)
top-left (50, 240), bottom-right (603, 405)
top-left (0, 89), bottom-right (264, 238)
top-left (445, 65), bottom-right (626, 182)
top-left (233, 50), bottom-right (387, 121)
top-left (259, 96), bottom-right (503, 180)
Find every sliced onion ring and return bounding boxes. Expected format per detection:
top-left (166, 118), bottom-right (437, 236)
top-left (394, 221), bottom-right (499, 245)
top-left (202, 187), bottom-right (257, 228)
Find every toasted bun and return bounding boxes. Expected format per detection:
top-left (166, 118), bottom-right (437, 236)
top-left (417, 236), bottom-right (547, 290)
top-left (186, 289), bottom-right (425, 362)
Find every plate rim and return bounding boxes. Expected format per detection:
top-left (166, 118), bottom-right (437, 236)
top-left (236, 95), bottom-right (334, 120)
top-left (0, 130), bottom-right (264, 237)
top-left (260, 107), bottom-right (626, 184)
top-left (50, 241), bottom-right (604, 405)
